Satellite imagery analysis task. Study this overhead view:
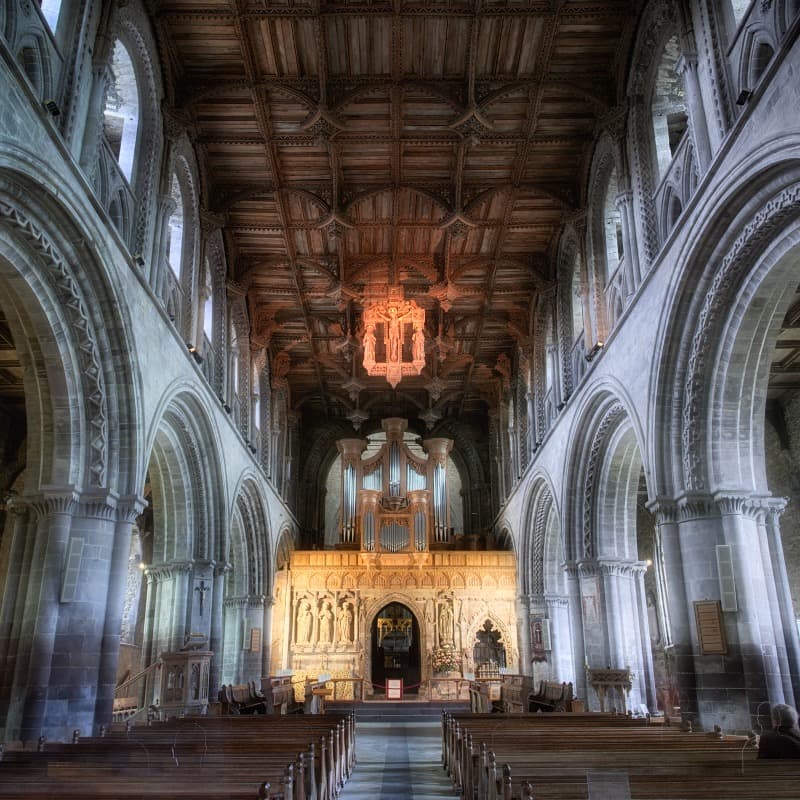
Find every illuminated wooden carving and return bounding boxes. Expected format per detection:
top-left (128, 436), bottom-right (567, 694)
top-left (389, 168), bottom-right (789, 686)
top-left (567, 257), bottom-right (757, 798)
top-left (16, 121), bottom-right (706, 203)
top-left (362, 298), bottom-right (425, 389)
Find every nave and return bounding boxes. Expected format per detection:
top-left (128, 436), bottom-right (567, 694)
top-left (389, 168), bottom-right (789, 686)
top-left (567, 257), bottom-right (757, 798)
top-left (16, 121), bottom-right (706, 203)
top-left (338, 720), bottom-right (455, 800)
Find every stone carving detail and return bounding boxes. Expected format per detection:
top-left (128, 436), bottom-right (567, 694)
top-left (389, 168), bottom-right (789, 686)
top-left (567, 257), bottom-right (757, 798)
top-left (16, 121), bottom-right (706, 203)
top-left (318, 599), bottom-right (334, 644)
top-left (530, 488), bottom-right (552, 596)
top-left (296, 598), bottom-right (314, 643)
top-left (0, 198), bottom-right (108, 485)
top-left (681, 183), bottom-right (800, 490)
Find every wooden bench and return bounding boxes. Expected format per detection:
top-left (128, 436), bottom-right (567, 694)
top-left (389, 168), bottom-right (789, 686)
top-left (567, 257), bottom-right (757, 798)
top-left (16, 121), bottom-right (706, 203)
top-left (0, 712), bottom-right (356, 800)
top-left (527, 680), bottom-right (573, 712)
top-left (218, 681), bottom-right (268, 715)
top-left (442, 712), bottom-right (800, 800)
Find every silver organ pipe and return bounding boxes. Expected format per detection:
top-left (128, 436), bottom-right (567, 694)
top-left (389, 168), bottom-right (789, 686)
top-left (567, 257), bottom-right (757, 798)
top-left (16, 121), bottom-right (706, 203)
top-left (414, 510), bottom-right (426, 551)
top-left (363, 511), bottom-right (375, 551)
top-left (342, 463), bottom-right (357, 543)
top-left (406, 461), bottom-right (426, 491)
top-left (433, 462), bottom-right (447, 542)
top-left (363, 463), bottom-right (382, 491)
top-left (389, 441), bottom-right (401, 496)
top-left (381, 520), bottom-right (409, 552)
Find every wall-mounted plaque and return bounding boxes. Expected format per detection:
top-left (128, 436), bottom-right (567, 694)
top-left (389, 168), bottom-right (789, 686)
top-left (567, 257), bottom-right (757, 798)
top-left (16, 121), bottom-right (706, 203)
top-left (694, 601), bottom-right (727, 655)
top-left (250, 627), bottom-right (262, 653)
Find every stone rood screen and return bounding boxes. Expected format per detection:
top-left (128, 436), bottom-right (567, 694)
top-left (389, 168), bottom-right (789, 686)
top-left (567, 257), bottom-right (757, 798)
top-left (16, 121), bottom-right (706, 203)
top-left (336, 418), bottom-right (453, 553)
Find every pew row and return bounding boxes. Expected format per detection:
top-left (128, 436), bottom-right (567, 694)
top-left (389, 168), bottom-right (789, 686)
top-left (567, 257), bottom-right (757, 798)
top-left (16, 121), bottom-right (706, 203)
top-left (0, 713), bottom-right (355, 800)
top-left (443, 712), bottom-right (800, 800)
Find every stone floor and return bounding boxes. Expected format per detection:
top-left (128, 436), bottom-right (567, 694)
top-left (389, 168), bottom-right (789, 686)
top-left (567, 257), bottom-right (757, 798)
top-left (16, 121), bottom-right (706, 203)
top-left (338, 721), bottom-right (457, 799)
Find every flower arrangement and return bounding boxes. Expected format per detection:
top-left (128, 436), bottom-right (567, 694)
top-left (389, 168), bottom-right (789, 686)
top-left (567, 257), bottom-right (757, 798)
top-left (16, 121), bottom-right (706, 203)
top-left (432, 646), bottom-right (461, 674)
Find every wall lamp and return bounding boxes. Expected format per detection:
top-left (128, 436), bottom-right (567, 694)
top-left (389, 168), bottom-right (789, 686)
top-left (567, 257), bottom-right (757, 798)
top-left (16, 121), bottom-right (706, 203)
top-left (736, 89), bottom-right (752, 106)
top-left (586, 341), bottom-right (604, 362)
top-left (43, 99), bottom-right (60, 116)
top-left (186, 343), bottom-right (203, 364)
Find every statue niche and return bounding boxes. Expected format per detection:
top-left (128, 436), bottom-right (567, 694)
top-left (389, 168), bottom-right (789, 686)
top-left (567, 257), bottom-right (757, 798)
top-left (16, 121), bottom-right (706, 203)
top-left (473, 620), bottom-right (506, 670)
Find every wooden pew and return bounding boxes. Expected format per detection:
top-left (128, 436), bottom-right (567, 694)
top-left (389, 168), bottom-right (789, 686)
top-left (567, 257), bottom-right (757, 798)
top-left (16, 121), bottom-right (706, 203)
top-left (0, 713), bottom-right (355, 800)
top-left (443, 712), bottom-right (799, 800)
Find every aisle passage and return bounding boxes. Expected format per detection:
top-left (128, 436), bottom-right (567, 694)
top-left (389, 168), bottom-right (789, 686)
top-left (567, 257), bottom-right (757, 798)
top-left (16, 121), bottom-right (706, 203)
top-left (338, 721), bottom-right (457, 800)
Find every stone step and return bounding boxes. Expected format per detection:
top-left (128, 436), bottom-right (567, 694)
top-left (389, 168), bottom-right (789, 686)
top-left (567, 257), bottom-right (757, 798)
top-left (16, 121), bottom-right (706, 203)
top-left (328, 701), bottom-right (469, 722)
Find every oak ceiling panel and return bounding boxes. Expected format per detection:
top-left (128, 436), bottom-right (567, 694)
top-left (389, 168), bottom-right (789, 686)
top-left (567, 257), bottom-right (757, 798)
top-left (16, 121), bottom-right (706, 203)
top-left (275, 143), bottom-right (331, 182)
top-left (267, 88), bottom-right (318, 134)
top-left (482, 89), bottom-right (532, 134)
top-left (349, 190), bottom-right (394, 224)
top-left (401, 142), bottom-right (456, 183)
top-left (461, 144), bottom-right (518, 184)
top-left (466, 189), bottom-right (509, 224)
top-left (248, 17), bottom-right (319, 78)
top-left (522, 148), bottom-right (583, 187)
top-left (502, 226), bottom-right (555, 255)
top-left (336, 90), bottom-right (393, 133)
top-left (401, 17), bottom-right (471, 78)
top-left (227, 198), bottom-right (283, 230)
top-left (204, 143), bottom-right (273, 184)
top-left (451, 227), bottom-right (500, 257)
top-left (167, 18), bottom-right (245, 78)
top-left (232, 227), bottom-right (287, 257)
top-left (347, 226), bottom-right (395, 258)
top-left (474, 16), bottom-right (543, 78)
top-left (291, 228), bottom-right (335, 257)
top-left (549, 18), bottom-right (624, 76)
top-left (194, 97), bottom-right (260, 140)
top-left (402, 87), bottom-right (460, 132)
top-left (325, 16), bottom-right (393, 77)
top-left (535, 91), bottom-right (597, 138)
top-left (340, 143), bottom-right (395, 184)
top-left (284, 191), bottom-right (329, 226)
top-left (395, 226), bottom-right (445, 256)
top-left (396, 188), bottom-right (449, 225)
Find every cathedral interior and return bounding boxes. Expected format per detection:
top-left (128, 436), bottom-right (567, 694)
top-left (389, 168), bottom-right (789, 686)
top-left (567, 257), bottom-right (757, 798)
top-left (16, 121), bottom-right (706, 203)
top-left (1, 0), bottom-right (800, 751)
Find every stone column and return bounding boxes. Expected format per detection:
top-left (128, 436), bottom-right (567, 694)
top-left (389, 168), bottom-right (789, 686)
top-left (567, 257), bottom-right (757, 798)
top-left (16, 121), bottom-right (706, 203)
top-left (756, 499), bottom-right (796, 706)
top-left (515, 595), bottom-right (532, 673)
top-left (169, 563), bottom-right (192, 652)
top-left (614, 190), bottom-right (640, 294)
top-left (18, 492), bottom-right (79, 742)
top-left (564, 562), bottom-right (587, 700)
top-left (209, 562), bottom-right (230, 697)
top-left (545, 594), bottom-right (574, 684)
top-left (79, 49), bottom-right (112, 182)
top-left (762, 499), bottom-right (800, 704)
top-left (153, 194), bottom-right (178, 301)
top-left (93, 495), bottom-right (146, 734)
top-left (675, 51), bottom-right (712, 173)
top-left (261, 596), bottom-right (275, 678)
top-left (629, 562), bottom-right (658, 711)
top-left (0, 500), bottom-right (35, 735)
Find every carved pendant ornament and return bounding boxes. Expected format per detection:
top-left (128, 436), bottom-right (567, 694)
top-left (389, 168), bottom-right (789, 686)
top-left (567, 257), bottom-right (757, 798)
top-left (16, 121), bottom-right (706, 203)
top-left (362, 297), bottom-right (426, 389)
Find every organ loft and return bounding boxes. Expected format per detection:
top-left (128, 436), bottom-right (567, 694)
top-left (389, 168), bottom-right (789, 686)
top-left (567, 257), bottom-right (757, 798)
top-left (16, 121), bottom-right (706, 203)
top-left (271, 418), bottom-right (518, 696)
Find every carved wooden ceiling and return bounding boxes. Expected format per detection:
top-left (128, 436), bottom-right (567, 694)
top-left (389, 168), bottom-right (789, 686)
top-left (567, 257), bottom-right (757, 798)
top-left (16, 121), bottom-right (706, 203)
top-left (157, 0), bottom-right (634, 431)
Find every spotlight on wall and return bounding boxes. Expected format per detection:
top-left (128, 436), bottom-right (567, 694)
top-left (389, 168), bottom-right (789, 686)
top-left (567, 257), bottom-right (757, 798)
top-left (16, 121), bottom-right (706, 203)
top-left (646, 559), bottom-right (653, 568)
top-left (43, 99), bottom-right (60, 117)
top-left (186, 343), bottom-right (203, 364)
top-left (736, 88), bottom-right (752, 106)
top-left (586, 341), bottom-right (604, 362)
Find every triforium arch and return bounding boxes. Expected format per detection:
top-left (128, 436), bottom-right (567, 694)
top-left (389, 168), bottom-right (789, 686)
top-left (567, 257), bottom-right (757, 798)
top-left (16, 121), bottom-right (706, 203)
top-left (140, 388), bottom-right (227, 695)
top-left (0, 169), bottom-right (142, 742)
top-left (564, 387), bottom-right (657, 711)
top-left (649, 153), bottom-right (800, 730)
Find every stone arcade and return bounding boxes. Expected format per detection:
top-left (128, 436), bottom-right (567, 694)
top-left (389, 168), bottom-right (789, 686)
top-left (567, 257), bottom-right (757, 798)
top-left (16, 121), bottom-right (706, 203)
top-left (0, 0), bottom-right (799, 752)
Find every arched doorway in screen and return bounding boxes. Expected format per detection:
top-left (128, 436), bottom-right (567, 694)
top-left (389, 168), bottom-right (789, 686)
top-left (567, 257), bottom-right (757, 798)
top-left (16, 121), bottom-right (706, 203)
top-left (371, 603), bottom-right (421, 696)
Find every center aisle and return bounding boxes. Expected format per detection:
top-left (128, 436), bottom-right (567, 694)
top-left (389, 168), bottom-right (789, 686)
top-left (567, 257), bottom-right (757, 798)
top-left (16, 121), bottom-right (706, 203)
top-left (338, 721), bottom-right (457, 800)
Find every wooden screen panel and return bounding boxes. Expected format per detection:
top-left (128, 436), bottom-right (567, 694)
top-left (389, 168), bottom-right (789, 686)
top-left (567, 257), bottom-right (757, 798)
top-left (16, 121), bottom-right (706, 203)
top-left (694, 600), bottom-right (728, 655)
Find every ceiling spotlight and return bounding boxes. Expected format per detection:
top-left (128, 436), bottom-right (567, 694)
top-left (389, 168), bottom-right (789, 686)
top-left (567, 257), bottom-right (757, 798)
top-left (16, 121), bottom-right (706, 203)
top-left (43, 99), bottom-right (60, 116)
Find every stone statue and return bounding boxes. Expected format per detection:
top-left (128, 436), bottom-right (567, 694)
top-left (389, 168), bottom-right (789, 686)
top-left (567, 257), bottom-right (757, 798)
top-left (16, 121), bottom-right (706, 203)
top-left (338, 602), bottom-right (354, 643)
top-left (297, 599), bottom-right (313, 643)
top-left (319, 600), bottom-right (334, 643)
top-left (439, 602), bottom-right (454, 645)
